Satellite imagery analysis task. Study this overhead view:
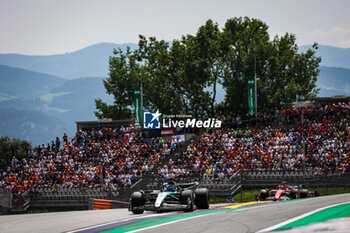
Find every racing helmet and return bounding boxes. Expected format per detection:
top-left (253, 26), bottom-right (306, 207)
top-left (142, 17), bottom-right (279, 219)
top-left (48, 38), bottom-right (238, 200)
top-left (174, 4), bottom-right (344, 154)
top-left (166, 181), bottom-right (176, 192)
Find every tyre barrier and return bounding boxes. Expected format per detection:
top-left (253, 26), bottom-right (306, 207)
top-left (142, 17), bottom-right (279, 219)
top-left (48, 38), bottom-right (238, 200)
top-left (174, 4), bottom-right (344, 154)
top-left (89, 199), bottom-right (128, 210)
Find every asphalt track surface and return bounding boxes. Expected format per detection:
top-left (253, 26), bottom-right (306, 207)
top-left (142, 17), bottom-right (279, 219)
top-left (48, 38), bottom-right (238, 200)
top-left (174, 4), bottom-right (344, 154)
top-left (1, 194), bottom-right (350, 233)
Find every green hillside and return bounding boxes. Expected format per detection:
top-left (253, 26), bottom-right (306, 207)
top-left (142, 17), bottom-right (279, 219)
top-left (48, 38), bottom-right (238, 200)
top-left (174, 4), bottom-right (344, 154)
top-left (47, 77), bottom-right (114, 123)
top-left (0, 74), bottom-right (113, 146)
top-left (0, 108), bottom-right (69, 146)
top-left (0, 64), bottom-right (65, 98)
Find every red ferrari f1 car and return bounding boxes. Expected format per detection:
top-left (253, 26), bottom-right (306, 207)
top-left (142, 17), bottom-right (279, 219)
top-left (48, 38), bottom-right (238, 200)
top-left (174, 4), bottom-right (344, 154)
top-left (258, 184), bottom-right (319, 201)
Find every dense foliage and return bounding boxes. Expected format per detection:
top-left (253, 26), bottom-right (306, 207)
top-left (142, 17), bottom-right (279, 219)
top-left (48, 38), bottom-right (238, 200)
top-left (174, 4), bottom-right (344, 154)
top-left (95, 17), bottom-right (321, 120)
top-left (0, 136), bottom-right (31, 169)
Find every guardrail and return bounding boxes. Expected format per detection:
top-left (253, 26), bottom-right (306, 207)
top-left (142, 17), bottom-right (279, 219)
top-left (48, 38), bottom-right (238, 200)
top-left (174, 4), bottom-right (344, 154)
top-left (91, 199), bottom-right (112, 210)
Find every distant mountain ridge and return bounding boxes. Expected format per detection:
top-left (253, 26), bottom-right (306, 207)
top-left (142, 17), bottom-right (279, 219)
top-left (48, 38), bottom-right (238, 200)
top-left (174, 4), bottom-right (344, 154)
top-left (0, 42), bottom-right (349, 78)
top-left (0, 43), bottom-right (138, 79)
top-left (317, 66), bottom-right (350, 96)
top-left (300, 45), bottom-right (350, 70)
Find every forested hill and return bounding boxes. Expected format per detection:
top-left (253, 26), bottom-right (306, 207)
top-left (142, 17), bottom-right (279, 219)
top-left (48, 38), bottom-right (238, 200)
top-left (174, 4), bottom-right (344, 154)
top-left (0, 64), bottom-right (65, 99)
top-left (0, 65), bottom-right (113, 145)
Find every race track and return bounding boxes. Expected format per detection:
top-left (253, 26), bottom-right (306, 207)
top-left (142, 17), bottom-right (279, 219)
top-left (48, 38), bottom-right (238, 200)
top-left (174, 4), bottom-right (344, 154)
top-left (1, 193), bottom-right (350, 233)
top-left (136, 194), bottom-right (350, 233)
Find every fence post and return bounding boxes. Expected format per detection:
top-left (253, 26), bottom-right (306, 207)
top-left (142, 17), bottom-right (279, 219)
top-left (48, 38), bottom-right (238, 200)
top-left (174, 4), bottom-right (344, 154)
top-left (348, 166), bottom-right (350, 193)
top-left (240, 168), bottom-right (243, 203)
top-left (88, 198), bottom-right (93, 210)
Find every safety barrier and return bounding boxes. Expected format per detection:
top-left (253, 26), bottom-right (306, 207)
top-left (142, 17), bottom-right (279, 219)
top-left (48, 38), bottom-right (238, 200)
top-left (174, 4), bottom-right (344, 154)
top-left (89, 199), bottom-right (128, 210)
top-left (92, 199), bottom-right (112, 210)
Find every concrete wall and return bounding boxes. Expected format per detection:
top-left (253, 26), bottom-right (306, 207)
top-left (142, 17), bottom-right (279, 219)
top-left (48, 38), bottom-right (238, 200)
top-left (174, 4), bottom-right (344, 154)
top-left (0, 188), bottom-right (12, 214)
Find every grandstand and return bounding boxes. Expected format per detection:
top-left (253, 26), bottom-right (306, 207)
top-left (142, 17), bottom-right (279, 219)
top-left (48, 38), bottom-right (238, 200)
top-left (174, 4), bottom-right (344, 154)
top-left (0, 100), bottom-right (349, 214)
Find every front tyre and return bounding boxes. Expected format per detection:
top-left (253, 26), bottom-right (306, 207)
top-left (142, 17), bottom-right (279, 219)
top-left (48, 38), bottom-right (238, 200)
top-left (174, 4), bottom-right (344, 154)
top-left (290, 189), bottom-right (298, 199)
top-left (259, 189), bottom-right (269, 201)
top-left (129, 191), bottom-right (145, 214)
top-left (181, 190), bottom-right (194, 212)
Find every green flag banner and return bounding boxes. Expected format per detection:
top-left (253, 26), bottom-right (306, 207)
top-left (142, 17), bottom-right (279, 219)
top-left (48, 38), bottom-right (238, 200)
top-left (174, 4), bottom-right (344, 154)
top-left (134, 89), bottom-right (142, 126)
top-left (248, 79), bottom-right (256, 116)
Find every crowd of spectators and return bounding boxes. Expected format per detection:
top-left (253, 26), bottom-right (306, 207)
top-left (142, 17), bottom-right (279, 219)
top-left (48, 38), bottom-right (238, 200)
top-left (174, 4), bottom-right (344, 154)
top-left (1, 102), bottom-right (350, 202)
top-left (0, 125), bottom-right (175, 201)
top-left (158, 103), bottom-right (350, 182)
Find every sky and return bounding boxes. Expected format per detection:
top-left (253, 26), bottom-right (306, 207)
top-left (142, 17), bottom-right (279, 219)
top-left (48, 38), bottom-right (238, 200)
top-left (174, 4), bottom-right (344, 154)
top-left (1, 0), bottom-right (350, 55)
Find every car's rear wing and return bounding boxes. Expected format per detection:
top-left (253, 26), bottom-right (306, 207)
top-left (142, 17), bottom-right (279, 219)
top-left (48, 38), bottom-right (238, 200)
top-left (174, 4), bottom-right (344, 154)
top-left (178, 181), bottom-right (199, 189)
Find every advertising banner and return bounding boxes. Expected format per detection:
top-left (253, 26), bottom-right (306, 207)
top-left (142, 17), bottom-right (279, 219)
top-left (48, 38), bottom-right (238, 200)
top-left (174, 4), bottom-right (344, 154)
top-left (248, 79), bottom-right (256, 116)
top-left (134, 89), bottom-right (142, 126)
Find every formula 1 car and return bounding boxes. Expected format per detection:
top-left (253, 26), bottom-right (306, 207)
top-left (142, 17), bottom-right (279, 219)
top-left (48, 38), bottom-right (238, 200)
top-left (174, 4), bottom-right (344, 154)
top-left (258, 184), bottom-right (319, 201)
top-left (128, 181), bottom-right (210, 214)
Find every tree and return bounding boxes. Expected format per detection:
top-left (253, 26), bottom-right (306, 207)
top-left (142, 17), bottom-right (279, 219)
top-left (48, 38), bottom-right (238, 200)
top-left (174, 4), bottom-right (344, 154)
top-left (137, 36), bottom-right (187, 115)
top-left (95, 35), bottom-right (216, 119)
top-left (94, 47), bottom-right (140, 119)
top-left (0, 136), bottom-right (31, 169)
top-left (221, 17), bottom-right (320, 117)
top-left (96, 17), bottom-right (321, 121)
top-left (262, 34), bottom-right (320, 107)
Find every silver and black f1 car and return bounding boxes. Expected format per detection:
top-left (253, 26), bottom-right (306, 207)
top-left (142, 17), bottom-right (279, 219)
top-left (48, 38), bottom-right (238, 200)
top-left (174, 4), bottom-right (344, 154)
top-left (128, 181), bottom-right (209, 214)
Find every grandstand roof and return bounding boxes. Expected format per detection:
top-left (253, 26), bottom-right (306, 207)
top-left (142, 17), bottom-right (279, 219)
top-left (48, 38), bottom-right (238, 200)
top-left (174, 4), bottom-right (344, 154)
top-left (76, 119), bottom-right (134, 131)
top-left (314, 95), bottom-right (350, 104)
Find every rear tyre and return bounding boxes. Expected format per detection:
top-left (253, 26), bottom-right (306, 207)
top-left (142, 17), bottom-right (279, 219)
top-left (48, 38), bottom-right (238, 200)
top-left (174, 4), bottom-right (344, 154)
top-left (180, 190), bottom-right (194, 212)
top-left (194, 188), bottom-right (209, 209)
top-left (314, 190), bottom-right (320, 197)
top-left (129, 191), bottom-right (145, 214)
top-left (300, 189), bottom-right (308, 198)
